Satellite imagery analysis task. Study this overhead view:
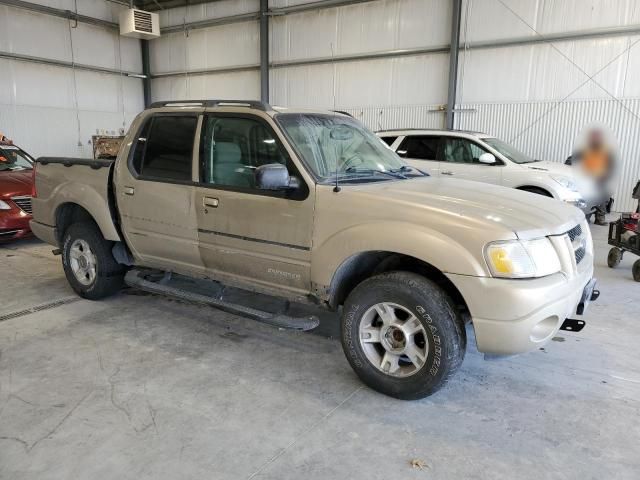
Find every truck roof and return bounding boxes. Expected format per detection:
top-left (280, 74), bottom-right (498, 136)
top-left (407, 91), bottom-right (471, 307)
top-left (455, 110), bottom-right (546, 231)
top-left (376, 128), bottom-right (491, 138)
top-left (147, 100), bottom-right (352, 118)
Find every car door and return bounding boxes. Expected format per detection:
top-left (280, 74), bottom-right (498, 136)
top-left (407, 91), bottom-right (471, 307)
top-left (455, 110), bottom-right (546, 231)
top-left (194, 113), bottom-right (314, 295)
top-left (395, 135), bottom-right (441, 176)
top-left (438, 137), bottom-right (502, 185)
top-left (115, 112), bottom-right (205, 274)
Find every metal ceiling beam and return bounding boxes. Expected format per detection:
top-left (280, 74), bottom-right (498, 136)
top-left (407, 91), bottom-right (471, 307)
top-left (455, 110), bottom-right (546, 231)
top-left (269, 0), bottom-right (377, 15)
top-left (161, 11), bottom-right (259, 34)
top-left (0, 49), bottom-right (145, 77)
top-left (160, 0), bottom-right (380, 34)
top-left (446, 0), bottom-right (462, 130)
top-left (0, 0), bottom-right (118, 30)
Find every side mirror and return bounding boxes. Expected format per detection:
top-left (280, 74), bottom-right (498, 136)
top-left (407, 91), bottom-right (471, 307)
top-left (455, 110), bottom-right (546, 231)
top-left (255, 163), bottom-right (296, 190)
top-left (478, 152), bottom-right (496, 165)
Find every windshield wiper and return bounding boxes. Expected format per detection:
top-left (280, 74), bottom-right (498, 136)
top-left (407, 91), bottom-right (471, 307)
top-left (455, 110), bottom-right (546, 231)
top-left (344, 167), bottom-right (406, 179)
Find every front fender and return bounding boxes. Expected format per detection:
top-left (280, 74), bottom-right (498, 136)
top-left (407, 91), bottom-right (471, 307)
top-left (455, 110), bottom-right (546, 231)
top-left (311, 221), bottom-right (489, 287)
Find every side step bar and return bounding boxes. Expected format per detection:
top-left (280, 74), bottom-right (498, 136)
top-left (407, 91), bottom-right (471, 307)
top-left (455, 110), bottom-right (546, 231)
top-left (125, 269), bottom-right (319, 331)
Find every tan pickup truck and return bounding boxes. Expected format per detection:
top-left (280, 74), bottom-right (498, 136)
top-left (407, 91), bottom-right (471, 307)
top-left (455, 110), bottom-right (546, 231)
top-left (30, 100), bottom-right (598, 399)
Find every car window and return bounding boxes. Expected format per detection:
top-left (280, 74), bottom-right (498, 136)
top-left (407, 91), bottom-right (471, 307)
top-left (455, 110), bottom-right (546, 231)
top-left (398, 136), bottom-right (439, 161)
top-left (441, 138), bottom-right (492, 164)
top-left (136, 115), bottom-right (197, 181)
top-left (0, 146), bottom-right (33, 171)
top-left (380, 136), bottom-right (398, 146)
top-left (200, 116), bottom-right (289, 189)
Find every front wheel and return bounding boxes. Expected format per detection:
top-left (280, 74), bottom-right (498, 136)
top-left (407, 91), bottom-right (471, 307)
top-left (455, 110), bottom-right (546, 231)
top-left (633, 260), bottom-right (640, 282)
top-left (340, 271), bottom-right (466, 400)
top-left (607, 247), bottom-right (623, 268)
top-left (62, 222), bottom-right (125, 300)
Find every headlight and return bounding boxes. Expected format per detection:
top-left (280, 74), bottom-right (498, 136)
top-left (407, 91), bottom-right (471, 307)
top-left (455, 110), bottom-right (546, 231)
top-left (0, 200), bottom-right (12, 210)
top-left (485, 238), bottom-right (561, 278)
top-left (551, 175), bottom-right (578, 192)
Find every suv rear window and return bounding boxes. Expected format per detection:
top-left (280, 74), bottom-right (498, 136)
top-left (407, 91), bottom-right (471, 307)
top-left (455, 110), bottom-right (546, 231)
top-left (398, 136), bottom-right (440, 161)
top-left (133, 115), bottom-right (197, 181)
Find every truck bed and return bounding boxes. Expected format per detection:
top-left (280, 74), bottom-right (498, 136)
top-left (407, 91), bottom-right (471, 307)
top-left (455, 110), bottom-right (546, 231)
top-left (31, 157), bottom-right (121, 243)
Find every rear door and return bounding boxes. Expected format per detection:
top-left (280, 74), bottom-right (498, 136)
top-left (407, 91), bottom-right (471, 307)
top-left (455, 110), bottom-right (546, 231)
top-left (115, 113), bottom-right (204, 274)
top-left (395, 135), bottom-right (441, 176)
top-left (438, 136), bottom-right (502, 184)
top-left (194, 113), bottom-right (314, 295)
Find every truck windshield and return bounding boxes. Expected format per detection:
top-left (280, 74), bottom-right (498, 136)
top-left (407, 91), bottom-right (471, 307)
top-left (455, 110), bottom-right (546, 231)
top-left (0, 146), bottom-right (33, 171)
top-left (483, 137), bottom-right (536, 164)
top-left (276, 113), bottom-right (424, 182)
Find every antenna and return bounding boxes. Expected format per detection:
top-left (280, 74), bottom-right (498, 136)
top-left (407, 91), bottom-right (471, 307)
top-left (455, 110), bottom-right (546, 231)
top-left (331, 43), bottom-right (341, 193)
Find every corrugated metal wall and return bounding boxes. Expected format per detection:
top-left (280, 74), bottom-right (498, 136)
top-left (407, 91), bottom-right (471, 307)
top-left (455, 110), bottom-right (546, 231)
top-left (0, 1), bottom-right (144, 158)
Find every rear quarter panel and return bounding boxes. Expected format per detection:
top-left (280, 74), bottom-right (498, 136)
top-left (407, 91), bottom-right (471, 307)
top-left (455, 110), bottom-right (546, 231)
top-left (32, 160), bottom-right (120, 242)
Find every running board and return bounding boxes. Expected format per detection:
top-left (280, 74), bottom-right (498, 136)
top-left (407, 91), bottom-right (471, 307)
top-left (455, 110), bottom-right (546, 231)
top-left (124, 269), bottom-right (319, 331)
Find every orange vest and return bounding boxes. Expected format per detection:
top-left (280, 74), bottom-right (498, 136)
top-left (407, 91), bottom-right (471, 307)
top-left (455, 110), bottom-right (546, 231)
top-left (582, 148), bottom-right (609, 179)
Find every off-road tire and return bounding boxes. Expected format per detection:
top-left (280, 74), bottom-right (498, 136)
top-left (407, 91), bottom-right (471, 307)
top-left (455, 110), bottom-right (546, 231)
top-left (62, 222), bottom-right (125, 300)
top-left (341, 271), bottom-right (466, 400)
top-left (607, 247), bottom-right (623, 268)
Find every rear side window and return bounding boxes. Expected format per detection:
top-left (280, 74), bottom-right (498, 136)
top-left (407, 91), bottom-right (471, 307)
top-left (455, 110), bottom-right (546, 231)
top-left (398, 136), bottom-right (440, 160)
top-left (132, 115), bottom-right (197, 181)
top-left (380, 136), bottom-right (398, 146)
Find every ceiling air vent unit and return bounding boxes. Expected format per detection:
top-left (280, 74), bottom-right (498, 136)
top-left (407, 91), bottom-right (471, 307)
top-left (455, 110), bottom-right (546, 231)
top-left (119, 9), bottom-right (160, 39)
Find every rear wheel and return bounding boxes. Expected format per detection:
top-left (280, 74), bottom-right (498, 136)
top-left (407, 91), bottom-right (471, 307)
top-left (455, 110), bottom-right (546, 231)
top-left (633, 260), bottom-right (640, 282)
top-left (607, 248), bottom-right (623, 268)
top-left (340, 271), bottom-right (466, 400)
top-left (62, 222), bottom-right (125, 299)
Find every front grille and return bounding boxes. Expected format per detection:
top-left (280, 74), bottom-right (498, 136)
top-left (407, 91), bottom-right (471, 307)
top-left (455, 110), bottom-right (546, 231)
top-left (11, 195), bottom-right (32, 214)
top-left (567, 223), bottom-right (582, 242)
top-left (567, 223), bottom-right (586, 265)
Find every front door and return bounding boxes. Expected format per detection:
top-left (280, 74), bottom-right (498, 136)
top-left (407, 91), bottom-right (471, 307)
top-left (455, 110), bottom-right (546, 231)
top-left (396, 135), bottom-right (442, 176)
top-left (438, 137), bottom-right (502, 185)
top-left (115, 113), bottom-right (204, 274)
top-left (194, 113), bottom-right (314, 295)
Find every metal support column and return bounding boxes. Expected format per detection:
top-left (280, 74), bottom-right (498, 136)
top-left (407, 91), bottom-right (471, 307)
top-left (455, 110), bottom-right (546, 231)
top-left (259, 0), bottom-right (269, 103)
top-left (141, 40), bottom-right (152, 108)
top-left (445, 0), bottom-right (462, 130)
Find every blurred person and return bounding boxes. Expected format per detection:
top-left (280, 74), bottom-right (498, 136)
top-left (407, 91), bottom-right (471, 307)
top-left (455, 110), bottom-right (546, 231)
top-left (571, 126), bottom-right (616, 226)
top-left (0, 131), bottom-right (13, 144)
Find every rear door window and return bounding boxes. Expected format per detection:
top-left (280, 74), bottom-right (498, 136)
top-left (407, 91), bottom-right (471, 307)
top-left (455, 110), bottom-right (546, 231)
top-left (380, 136), bottom-right (398, 146)
top-left (397, 136), bottom-right (440, 161)
top-left (133, 115), bottom-right (198, 181)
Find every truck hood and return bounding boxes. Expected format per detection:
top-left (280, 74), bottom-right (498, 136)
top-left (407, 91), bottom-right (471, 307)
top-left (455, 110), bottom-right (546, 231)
top-left (353, 177), bottom-right (584, 240)
top-left (0, 170), bottom-right (33, 198)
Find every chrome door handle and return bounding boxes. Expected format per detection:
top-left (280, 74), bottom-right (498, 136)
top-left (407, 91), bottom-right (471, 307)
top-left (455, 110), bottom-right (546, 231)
top-left (203, 197), bottom-right (219, 208)
top-left (123, 186), bottom-right (135, 195)
top-left (441, 171), bottom-right (454, 176)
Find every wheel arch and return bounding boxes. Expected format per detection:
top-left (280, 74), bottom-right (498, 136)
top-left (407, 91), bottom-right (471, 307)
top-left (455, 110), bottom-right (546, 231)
top-left (55, 202), bottom-right (114, 244)
top-left (326, 251), bottom-right (470, 319)
top-left (515, 185), bottom-right (554, 198)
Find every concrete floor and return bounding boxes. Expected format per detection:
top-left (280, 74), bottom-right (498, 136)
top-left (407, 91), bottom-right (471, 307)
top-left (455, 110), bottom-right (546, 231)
top-left (0, 223), bottom-right (639, 480)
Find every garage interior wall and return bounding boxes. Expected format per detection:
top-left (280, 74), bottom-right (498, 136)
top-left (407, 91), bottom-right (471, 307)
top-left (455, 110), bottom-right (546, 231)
top-left (150, 0), bottom-right (640, 211)
top-left (0, 0), bottom-right (144, 158)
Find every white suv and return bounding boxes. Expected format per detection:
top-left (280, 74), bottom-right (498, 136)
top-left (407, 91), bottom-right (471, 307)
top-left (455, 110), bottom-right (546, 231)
top-left (378, 129), bottom-right (600, 214)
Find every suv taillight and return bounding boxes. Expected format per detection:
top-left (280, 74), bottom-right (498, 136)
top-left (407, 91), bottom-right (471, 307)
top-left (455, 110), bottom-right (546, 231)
top-left (31, 162), bottom-right (37, 198)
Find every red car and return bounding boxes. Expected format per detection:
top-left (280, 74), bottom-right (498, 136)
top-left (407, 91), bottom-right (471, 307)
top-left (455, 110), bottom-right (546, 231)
top-left (0, 142), bottom-right (35, 242)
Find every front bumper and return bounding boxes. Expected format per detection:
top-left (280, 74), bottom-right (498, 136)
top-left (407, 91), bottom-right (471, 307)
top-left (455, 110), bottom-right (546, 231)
top-left (0, 210), bottom-right (32, 242)
top-left (447, 262), bottom-right (595, 355)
